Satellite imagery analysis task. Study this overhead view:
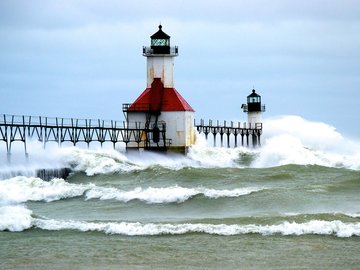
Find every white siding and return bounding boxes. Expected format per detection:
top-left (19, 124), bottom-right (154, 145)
top-left (147, 57), bottom-right (174, 88)
top-left (248, 112), bottom-right (262, 128)
top-left (127, 111), bottom-right (195, 148)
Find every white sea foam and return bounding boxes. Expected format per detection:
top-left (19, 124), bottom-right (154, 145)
top-left (30, 219), bottom-right (360, 237)
top-left (0, 205), bottom-right (33, 232)
top-left (252, 116), bottom-right (360, 169)
top-left (0, 176), bottom-right (90, 203)
top-left (85, 186), bottom-right (263, 203)
top-left (187, 134), bottom-right (248, 168)
top-left (186, 116), bottom-right (360, 170)
top-left (59, 147), bottom-right (200, 175)
top-left (344, 213), bottom-right (360, 218)
top-left (0, 140), bottom-right (68, 177)
top-left (60, 147), bottom-right (141, 175)
top-left (0, 176), bottom-right (261, 204)
top-left (2, 204), bottom-right (359, 237)
top-left (2, 115), bottom-right (360, 172)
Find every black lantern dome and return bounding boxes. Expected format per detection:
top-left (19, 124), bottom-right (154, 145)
top-left (242, 89), bottom-right (265, 112)
top-left (150, 25), bottom-right (171, 54)
top-left (248, 89), bottom-right (261, 103)
top-left (143, 25), bottom-right (178, 56)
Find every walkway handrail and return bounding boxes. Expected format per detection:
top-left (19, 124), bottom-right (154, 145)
top-left (0, 114), bottom-right (132, 129)
top-left (194, 118), bottom-right (263, 148)
top-left (0, 114), bottom-right (169, 156)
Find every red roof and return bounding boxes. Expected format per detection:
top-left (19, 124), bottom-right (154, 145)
top-left (128, 78), bottom-right (194, 112)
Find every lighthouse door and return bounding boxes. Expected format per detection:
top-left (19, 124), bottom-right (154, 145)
top-left (152, 126), bottom-right (160, 143)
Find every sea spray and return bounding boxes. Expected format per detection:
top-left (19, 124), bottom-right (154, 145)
top-left (0, 176), bottom-right (90, 203)
top-left (0, 205), bottom-right (32, 232)
top-left (1, 116), bottom-right (360, 270)
top-left (263, 115), bottom-right (345, 151)
top-left (254, 116), bottom-right (360, 169)
top-left (1, 115), bottom-right (360, 175)
top-left (0, 140), bottom-right (71, 180)
top-left (187, 134), bottom-right (251, 167)
top-left (0, 140), bottom-right (68, 169)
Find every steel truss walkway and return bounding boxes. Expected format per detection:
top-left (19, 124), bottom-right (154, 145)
top-left (0, 114), bottom-right (170, 156)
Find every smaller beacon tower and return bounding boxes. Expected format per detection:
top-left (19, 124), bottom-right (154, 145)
top-left (241, 89), bottom-right (265, 146)
top-left (124, 25), bottom-right (195, 153)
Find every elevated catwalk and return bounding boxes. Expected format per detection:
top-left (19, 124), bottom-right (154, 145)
top-left (0, 114), bottom-right (170, 157)
top-left (1, 114), bottom-right (262, 159)
top-left (195, 119), bottom-right (262, 148)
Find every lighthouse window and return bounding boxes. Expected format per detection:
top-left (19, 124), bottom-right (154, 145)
top-left (151, 39), bottom-right (169, 46)
top-left (248, 96), bottom-right (261, 103)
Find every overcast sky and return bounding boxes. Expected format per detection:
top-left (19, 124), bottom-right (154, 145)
top-left (1, 0), bottom-right (359, 138)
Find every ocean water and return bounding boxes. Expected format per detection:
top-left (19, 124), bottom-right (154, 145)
top-left (1, 115), bottom-right (360, 269)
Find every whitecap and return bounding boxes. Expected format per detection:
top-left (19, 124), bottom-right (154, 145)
top-left (0, 176), bottom-right (90, 203)
top-left (85, 186), bottom-right (264, 204)
top-left (32, 219), bottom-right (360, 237)
top-left (0, 205), bottom-right (33, 232)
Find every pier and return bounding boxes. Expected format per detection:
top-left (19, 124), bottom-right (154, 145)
top-left (0, 26), bottom-right (265, 158)
top-left (194, 119), bottom-right (262, 148)
top-left (0, 114), bottom-right (170, 157)
top-left (1, 114), bottom-right (263, 158)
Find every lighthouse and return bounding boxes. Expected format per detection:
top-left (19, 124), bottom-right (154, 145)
top-left (241, 89), bottom-right (265, 146)
top-left (242, 89), bottom-right (265, 128)
top-left (123, 25), bottom-right (195, 153)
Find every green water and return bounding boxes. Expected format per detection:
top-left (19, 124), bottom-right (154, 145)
top-left (2, 230), bottom-right (360, 269)
top-left (1, 164), bottom-right (360, 269)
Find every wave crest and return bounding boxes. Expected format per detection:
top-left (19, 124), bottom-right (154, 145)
top-left (1, 115), bottom-right (360, 173)
top-left (0, 205), bottom-right (32, 232)
top-left (2, 205), bottom-right (359, 238)
top-left (32, 219), bottom-right (360, 237)
top-left (0, 176), bottom-right (89, 203)
top-left (0, 177), bottom-right (262, 204)
top-left (85, 186), bottom-right (263, 203)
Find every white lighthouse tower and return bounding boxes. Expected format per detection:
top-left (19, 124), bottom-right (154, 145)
top-left (241, 89), bottom-right (265, 146)
top-left (124, 25), bottom-right (195, 153)
top-left (145, 24), bottom-right (175, 88)
top-left (242, 89), bottom-right (265, 129)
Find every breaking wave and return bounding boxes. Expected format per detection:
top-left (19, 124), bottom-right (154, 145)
top-left (62, 116), bottom-right (360, 172)
top-left (1, 205), bottom-right (359, 237)
top-left (252, 116), bottom-right (360, 170)
top-left (0, 176), bottom-right (89, 204)
top-left (0, 176), bottom-right (263, 204)
top-left (1, 115), bottom-right (359, 177)
top-left (34, 219), bottom-right (360, 237)
top-left (0, 205), bottom-right (32, 232)
top-left (189, 115), bottom-right (360, 170)
top-left (85, 186), bottom-right (263, 203)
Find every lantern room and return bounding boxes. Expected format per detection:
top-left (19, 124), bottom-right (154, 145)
top-left (242, 89), bottom-right (265, 113)
top-left (247, 89), bottom-right (261, 111)
top-left (242, 88), bottom-right (265, 129)
top-left (143, 25), bottom-right (178, 56)
top-left (151, 25), bottom-right (170, 54)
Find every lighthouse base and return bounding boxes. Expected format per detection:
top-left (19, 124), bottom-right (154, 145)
top-left (166, 146), bottom-right (189, 155)
top-left (126, 145), bottom-right (189, 155)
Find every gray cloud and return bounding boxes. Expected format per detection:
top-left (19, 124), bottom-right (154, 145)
top-left (0, 0), bottom-right (359, 136)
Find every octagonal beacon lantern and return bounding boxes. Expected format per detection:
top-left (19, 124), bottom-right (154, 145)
top-left (241, 89), bottom-right (266, 129)
top-left (123, 25), bottom-right (195, 154)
